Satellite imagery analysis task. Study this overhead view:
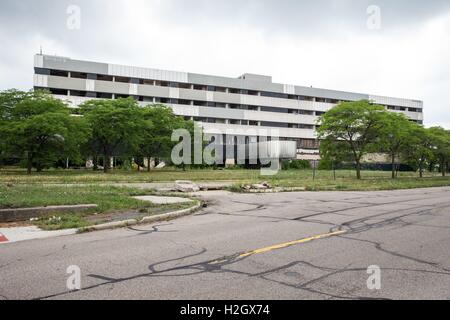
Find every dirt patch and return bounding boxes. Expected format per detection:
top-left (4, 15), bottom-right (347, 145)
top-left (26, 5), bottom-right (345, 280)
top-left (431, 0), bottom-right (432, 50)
top-left (0, 221), bottom-right (32, 228)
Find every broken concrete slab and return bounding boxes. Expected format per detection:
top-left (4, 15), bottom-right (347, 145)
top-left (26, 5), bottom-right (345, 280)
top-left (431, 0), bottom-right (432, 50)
top-left (175, 181), bottom-right (201, 193)
top-left (134, 196), bottom-right (194, 205)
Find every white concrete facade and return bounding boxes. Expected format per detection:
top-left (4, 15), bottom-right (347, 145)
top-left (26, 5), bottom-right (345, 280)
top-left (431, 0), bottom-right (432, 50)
top-left (33, 54), bottom-right (424, 159)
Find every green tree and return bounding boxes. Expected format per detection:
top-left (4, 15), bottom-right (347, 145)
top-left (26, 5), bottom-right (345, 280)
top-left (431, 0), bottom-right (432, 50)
top-left (401, 125), bottom-right (433, 178)
top-left (80, 98), bottom-right (145, 173)
top-left (2, 90), bottom-right (88, 174)
top-left (317, 100), bottom-right (385, 179)
top-left (378, 112), bottom-right (418, 179)
top-left (137, 104), bottom-right (187, 171)
top-left (428, 127), bottom-right (450, 177)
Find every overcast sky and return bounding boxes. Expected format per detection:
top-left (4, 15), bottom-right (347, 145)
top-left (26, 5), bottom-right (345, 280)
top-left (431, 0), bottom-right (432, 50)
top-left (0, 0), bottom-right (449, 128)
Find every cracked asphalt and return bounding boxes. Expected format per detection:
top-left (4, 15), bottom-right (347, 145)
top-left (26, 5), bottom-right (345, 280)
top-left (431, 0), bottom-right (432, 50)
top-left (0, 187), bottom-right (449, 300)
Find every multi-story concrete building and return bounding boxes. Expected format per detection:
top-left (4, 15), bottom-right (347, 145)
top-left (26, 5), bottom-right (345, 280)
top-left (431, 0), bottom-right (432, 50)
top-left (33, 54), bottom-right (424, 161)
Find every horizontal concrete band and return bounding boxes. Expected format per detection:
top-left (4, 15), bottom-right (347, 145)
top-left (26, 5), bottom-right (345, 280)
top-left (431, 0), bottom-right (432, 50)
top-left (0, 204), bottom-right (98, 223)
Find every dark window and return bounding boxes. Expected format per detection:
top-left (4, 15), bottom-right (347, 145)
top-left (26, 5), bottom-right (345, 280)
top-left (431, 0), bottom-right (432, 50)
top-left (97, 74), bottom-right (113, 82)
top-left (154, 81), bottom-right (169, 87)
top-left (299, 96), bottom-right (314, 101)
top-left (87, 74), bottom-right (97, 80)
top-left (214, 102), bottom-right (226, 108)
top-left (299, 110), bottom-right (314, 115)
top-left (35, 68), bottom-right (50, 75)
top-left (140, 79), bottom-right (155, 85)
top-left (193, 101), bottom-right (207, 107)
top-left (297, 139), bottom-right (320, 149)
top-left (214, 87), bottom-right (227, 92)
top-left (178, 99), bottom-right (191, 105)
top-left (49, 88), bottom-right (68, 95)
top-left (115, 76), bottom-right (131, 83)
top-left (260, 122), bottom-right (289, 128)
top-left (71, 72), bottom-right (88, 79)
top-left (178, 83), bottom-right (192, 89)
top-left (261, 92), bottom-right (289, 99)
top-left (193, 84), bottom-right (207, 91)
top-left (70, 90), bottom-right (88, 97)
top-left (262, 106), bottom-right (287, 113)
top-left (50, 70), bottom-right (69, 77)
top-left (115, 94), bottom-right (132, 99)
top-left (86, 92), bottom-right (97, 98)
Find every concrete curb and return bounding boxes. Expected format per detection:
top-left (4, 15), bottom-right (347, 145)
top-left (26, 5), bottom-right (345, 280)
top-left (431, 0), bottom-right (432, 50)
top-left (238, 187), bottom-right (307, 194)
top-left (80, 201), bottom-right (202, 233)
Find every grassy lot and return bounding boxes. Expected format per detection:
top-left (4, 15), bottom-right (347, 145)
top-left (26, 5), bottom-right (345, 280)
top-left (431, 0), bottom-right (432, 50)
top-left (0, 184), bottom-right (195, 230)
top-left (0, 168), bottom-right (449, 190)
top-left (0, 167), bottom-right (448, 184)
top-left (0, 168), bottom-right (449, 230)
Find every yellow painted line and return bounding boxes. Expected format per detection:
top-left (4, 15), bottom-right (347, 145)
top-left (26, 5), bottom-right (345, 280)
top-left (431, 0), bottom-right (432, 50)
top-left (239, 230), bottom-right (347, 258)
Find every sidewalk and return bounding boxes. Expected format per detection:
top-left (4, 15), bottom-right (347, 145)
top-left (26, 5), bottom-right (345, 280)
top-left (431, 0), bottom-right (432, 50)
top-left (0, 226), bottom-right (77, 244)
top-left (0, 195), bottom-right (201, 245)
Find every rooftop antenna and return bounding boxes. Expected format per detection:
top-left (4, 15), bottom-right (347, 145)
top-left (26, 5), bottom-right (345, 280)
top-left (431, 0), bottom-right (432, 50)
top-left (39, 46), bottom-right (43, 55)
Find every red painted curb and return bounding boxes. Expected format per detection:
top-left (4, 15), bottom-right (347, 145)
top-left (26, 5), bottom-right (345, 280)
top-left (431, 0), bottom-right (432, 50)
top-left (0, 233), bottom-right (9, 243)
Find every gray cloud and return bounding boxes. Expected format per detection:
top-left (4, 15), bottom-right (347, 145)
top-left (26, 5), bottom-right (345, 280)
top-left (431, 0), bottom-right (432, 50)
top-left (0, 0), bottom-right (449, 128)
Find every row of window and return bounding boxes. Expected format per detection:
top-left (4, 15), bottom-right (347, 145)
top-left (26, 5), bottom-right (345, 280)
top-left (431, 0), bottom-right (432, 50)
top-left (38, 68), bottom-right (424, 113)
top-left (191, 131), bottom-right (320, 151)
top-left (40, 87), bottom-right (328, 117)
top-left (43, 87), bottom-right (424, 126)
top-left (180, 117), bottom-right (317, 130)
top-left (387, 105), bottom-right (422, 113)
top-left (37, 68), bottom-right (419, 111)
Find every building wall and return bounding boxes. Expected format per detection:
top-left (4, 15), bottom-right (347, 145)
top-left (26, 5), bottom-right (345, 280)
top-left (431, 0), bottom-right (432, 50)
top-left (33, 54), bottom-right (424, 160)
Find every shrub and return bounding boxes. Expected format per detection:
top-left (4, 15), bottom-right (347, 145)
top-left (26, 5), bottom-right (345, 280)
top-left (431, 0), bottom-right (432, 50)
top-left (282, 160), bottom-right (311, 170)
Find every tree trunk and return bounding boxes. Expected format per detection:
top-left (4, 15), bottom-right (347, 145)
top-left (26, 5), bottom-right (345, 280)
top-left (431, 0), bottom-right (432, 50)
top-left (442, 161), bottom-right (446, 177)
top-left (391, 153), bottom-right (396, 179)
top-left (27, 153), bottom-right (33, 175)
top-left (355, 160), bottom-right (362, 180)
top-left (147, 157), bottom-right (151, 172)
top-left (104, 155), bottom-right (111, 173)
top-left (419, 161), bottom-right (424, 178)
top-left (93, 156), bottom-right (98, 171)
